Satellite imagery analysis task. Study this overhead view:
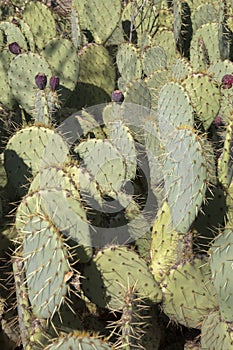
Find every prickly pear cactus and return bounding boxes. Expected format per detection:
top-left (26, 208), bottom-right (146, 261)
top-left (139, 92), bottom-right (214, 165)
top-left (0, 0), bottom-right (233, 348)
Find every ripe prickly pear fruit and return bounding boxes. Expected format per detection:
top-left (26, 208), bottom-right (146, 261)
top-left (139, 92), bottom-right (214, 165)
top-left (112, 89), bottom-right (124, 103)
top-left (221, 74), bottom-right (233, 89)
top-left (9, 42), bottom-right (21, 55)
top-left (35, 73), bottom-right (47, 90)
top-left (49, 76), bottom-right (60, 91)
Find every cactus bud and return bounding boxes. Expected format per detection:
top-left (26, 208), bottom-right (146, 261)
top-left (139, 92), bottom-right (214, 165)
top-left (111, 90), bottom-right (124, 103)
top-left (9, 42), bottom-right (21, 55)
top-left (221, 74), bottom-right (233, 89)
top-left (35, 73), bottom-right (47, 90)
top-left (49, 76), bottom-right (60, 91)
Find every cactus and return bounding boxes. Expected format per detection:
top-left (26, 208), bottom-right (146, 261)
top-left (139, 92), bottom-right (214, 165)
top-left (41, 38), bottom-right (79, 100)
top-left (8, 52), bottom-right (53, 115)
top-left (210, 228), bottom-right (233, 323)
top-left (116, 42), bottom-right (142, 83)
top-left (162, 126), bottom-right (208, 233)
top-left (161, 257), bottom-right (218, 329)
top-left (45, 334), bottom-right (113, 350)
top-left (201, 310), bottom-right (233, 350)
top-left (22, 2), bottom-right (57, 50)
top-left (4, 125), bottom-right (69, 197)
top-left (72, 0), bottom-right (122, 44)
top-left (1, 0), bottom-right (233, 348)
top-left (82, 246), bottom-right (162, 310)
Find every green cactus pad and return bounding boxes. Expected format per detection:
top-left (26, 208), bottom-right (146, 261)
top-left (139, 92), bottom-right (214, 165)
top-left (67, 163), bottom-right (103, 210)
top-left (77, 44), bottom-right (115, 98)
top-left (142, 46), bottom-right (167, 76)
top-left (41, 190), bottom-right (91, 247)
top-left (0, 21), bottom-right (28, 51)
top-left (182, 73), bottom-right (221, 130)
top-left (226, 181), bottom-right (233, 225)
top-left (82, 246), bottom-right (162, 310)
top-left (73, 0), bottom-right (121, 44)
top-left (70, 7), bottom-right (83, 50)
top-left (16, 18), bottom-right (35, 52)
top-left (75, 138), bottom-right (127, 193)
top-left (208, 60), bottom-right (233, 120)
top-left (190, 23), bottom-right (220, 71)
top-left (116, 42), bottom-right (142, 83)
top-left (145, 69), bottom-right (170, 111)
top-left (8, 52), bottom-right (53, 115)
top-left (186, 0), bottom-right (217, 11)
top-left (158, 81), bottom-right (194, 139)
top-left (23, 214), bottom-right (70, 319)
top-left (210, 228), bottom-right (233, 322)
top-left (152, 29), bottom-right (177, 67)
top-left (143, 118), bottom-right (165, 201)
top-left (208, 59), bottom-right (233, 82)
top-left (4, 125), bottom-right (69, 197)
top-left (28, 165), bottom-right (80, 199)
top-left (42, 38), bottom-right (79, 92)
top-left (191, 3), bottom-right (217, 33)
top-left (125, 197), bottom-right (151, 241)
top-left (33, 89), bottom-right (60, 124)
top-left (218, 121), bottom-right (233, 189)
top-left (163, 126), bottom-right (207, 233)
top-left (124, 79), bottom-right (151, 108)
top-left (150, 201), bottom-right (181, 283)
top-left (22, 2), bottom-right (57, 50)
top-left (171, 58), bottom-right (191, 81)
top-left (0, 51), bottom-right (16, 109)
top-left (201, 310), bottom-right (233, 350)
top-left (161, 257), bottom-right (218, 329)
top-left (16, 189), bottom-right (92, 261)
top-left (106, 119), bottom-right (137, 180)
top-left (45, 334), bottom-right (112, 350)
top-left (137, 31), bottom-right (152, 51)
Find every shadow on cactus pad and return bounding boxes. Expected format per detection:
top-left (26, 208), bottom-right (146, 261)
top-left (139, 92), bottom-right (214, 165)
top-left (66, 83), bottom-right (111, 110)
top-left (4, 149), bottom-right (32, 198)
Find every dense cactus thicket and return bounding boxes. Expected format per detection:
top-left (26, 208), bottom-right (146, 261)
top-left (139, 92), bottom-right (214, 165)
top-left (0, 0), bottom-right (233, 349)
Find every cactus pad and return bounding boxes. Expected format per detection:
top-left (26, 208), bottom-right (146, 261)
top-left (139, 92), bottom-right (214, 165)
top-left (22, 2), bottom-right (57, 50)
top-left (163, 126), bottom-right (207, 233)
top-left (23, 214), bottom-right (70, 319)
top-left (45, 334), bottom-right (112, 349)
top-left (201, 310), bottom-right (233, 350)
top-left (150, 201), bottom-right (180, 283)
top-left (8, 52), bottom-right (53, 115)
top-left (210, 228), bottom-right (233, 322)
top-left (75, 138), bottom-right (127, 193)
top-left (42, 38), bottom-right (79, 92)
top-left (4, 125), bottom-right (69, 197)
top-left (82, 246), bottom-right (162, 310)
top-left (182, 73), bottom-right (221, 130)
top-left (161, 257), bottom-right (218, 329)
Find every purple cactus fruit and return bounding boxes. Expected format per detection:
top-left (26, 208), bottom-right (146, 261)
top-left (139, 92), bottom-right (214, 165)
top-left (221, 74), bottom-right (233, 89)
top-left (9, 42), bottom-right (21, 55)
top-left (213, 116), bottom-right (224, 128)
top-left (11, 18), bottom-right (19, 25)
top-left (49, 76), bottom-right (60, 91)
top-left (112, 90), bottom-right (124, 103)
top-left (35, 73), bottom-right (47, 90)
